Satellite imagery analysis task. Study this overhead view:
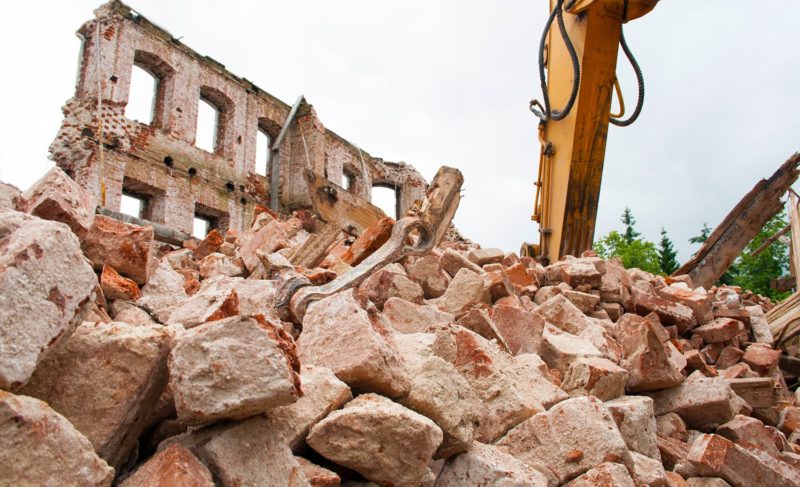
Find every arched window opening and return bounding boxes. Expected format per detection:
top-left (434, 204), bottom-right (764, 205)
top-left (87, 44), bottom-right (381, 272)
top-left (255, 129), bottom-right (271, 176)
top-left (125, 64), bottom-right (157, 124)
top-left (372, 185), bottom-right (400, 220)
top-left (196, 97), bottom-right (219, 153)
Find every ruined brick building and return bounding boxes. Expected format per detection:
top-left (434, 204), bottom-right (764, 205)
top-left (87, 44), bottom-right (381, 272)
top-left (49, 0), bottom-right (428, 237)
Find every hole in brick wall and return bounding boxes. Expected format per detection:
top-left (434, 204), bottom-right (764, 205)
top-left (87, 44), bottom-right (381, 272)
top-left (239, 185), bottom-right (245, 192)
top-left (81, 127), bottom-right (94, 138)
top-left (125, 64), bottom-right (157, 124)
top-left (196, 98), bottom-right (219, 152)
top-left (120, 193), bottom-right (147, 219)
top-left (110, 75), bottom-right (118, 83)
top-left (192, 215), bottom-right (212, 239)
top-left (225, 182), bottom-right (235, 192)
top-left (372, 185), bottom-right (400, 220)
top-left (192, 214), bottom-right (217, 239)
top-left (163, 155), bottom-right (173, 167)
top-left (237, 135), bottom-right (242, 144)
top-left (255, 129), bottom-right (271, 177)
top-left (240, 197), bottom-right (247, 204)
top-left (188, 167), bottom-right (197, 177)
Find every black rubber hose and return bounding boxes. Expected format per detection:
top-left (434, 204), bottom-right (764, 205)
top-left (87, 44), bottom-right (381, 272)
top-left (530, 4), bottom-right (559, 121)
top-left (610, 28), bottom-right (644, 126)
top-left (529, 0), bottom-right (581, 122)
top-left (549, 2), bottom-right (581, 121)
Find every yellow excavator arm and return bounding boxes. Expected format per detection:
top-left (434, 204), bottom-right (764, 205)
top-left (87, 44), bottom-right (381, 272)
top-left (526, 0), bottom-right (658, 264)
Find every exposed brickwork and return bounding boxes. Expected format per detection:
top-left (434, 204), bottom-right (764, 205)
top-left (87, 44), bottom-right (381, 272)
top-left (50, 0), bottom-right (428, 235)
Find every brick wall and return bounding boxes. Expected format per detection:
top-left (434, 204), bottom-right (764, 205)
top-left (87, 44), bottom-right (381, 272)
top-left (49, 0), bottom-right (429, 235)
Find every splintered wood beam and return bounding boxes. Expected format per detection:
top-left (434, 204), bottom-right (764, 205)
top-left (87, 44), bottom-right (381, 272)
top-left (673, 153), bottom-right (800, 289)
top-left (750, 224), bottom-right (790, 258)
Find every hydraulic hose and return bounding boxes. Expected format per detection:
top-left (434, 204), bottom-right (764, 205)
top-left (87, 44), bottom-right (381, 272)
top-left (610, 28), bottom-right (644, 126)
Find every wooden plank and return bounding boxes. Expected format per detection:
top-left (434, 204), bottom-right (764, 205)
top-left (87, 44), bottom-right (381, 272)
top-left (790, 193), bottom-right (800, 291)
top-left (304, 169), bottom-right (386, 236)
top-left (288, 222), bottom-right (341, 269)
top-left (673, 153), bottom-right (800, 288)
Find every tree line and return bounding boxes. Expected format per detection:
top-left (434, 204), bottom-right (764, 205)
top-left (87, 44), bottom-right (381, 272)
top-left (593, 207), bottom-right (790, 300)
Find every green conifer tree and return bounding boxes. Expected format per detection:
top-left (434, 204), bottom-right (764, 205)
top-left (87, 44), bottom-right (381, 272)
top-left (658, 227), bottom-right (679, 275)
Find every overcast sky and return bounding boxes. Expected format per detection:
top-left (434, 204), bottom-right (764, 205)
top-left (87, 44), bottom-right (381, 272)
top-left (1, 1), bottom-right (798, 261)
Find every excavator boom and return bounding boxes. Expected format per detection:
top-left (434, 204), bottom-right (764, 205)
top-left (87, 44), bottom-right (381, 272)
top-left (530, 0), bottom-right (657, 264)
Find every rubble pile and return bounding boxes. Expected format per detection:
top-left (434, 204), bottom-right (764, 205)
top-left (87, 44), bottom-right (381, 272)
top-left (1, 168), bottom-right (800, 487)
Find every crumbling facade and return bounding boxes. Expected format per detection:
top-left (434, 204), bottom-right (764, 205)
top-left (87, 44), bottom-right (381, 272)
top-left (49, 0), bottom-right (427, 236)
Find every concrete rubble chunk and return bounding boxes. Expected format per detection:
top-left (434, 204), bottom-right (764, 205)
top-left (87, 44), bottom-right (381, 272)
top-left (537, 294), bottom-right (595, 336)
top-left (0, 211), bottom-right (97, 390)
top-left (692, 318), bottom-right (742, 344)
top-left (490, 304), bottom-right (545, 355)
top-left (496, 396), bottom-right (633, 485)
top-left (614, 313), bottom-right (686, 392)
top-left (606, 396), bottom-right (661, 460)
top-left (307, 393), bottom-right (443, 487)
top-left (119, 443), bottom-right (214, 487)
top-left (295, 457), bottom-right (341, 487)
top-left (547, 258), bottom-right (603, 288)
top-left (562, 289), bottom-right (601, 314)
top-left (513, 353), bottom-right (569, 409)
top-left (630, 450), bottom-right (667, 487)
top-left (198, 252), bottom-right (245, 279)
top-left (539, 325), bottom-right (603, 372)
top-left (264, 365), bottom-right (352, 452)
top-left (646, 378), bottom-right (742, 431)
top-left (717, 414), bottom-right (782, 457)
top-left (687, 433), bottom-right (800, 487)
top-left (430, 324), bottom-right (545, 442)
top-left (657, 435), bottom-right (691, 470)
top-left (383, 297), bottom-right (454, 334)
top-left (0, 391), bottom-right (114, 487)
top-left (436, 442), bottom-right (550, 487)
top-left (192, 228), bottom-right (223, 260)
top-left (169, 315), bottom-right (302, 425)
top-left (137, 258), bottom-right (188, 321)
top-left (657, 412), bottom-right (689, 442)
top-left (172, 414), bottom-right (310, 487)
top-left (633, 287), bottom-right (697, 332)
top-left (399, 356), bottom-right (484, 459)
top-left (430, 267), bottom-right (486, 316)
top-left (21, 166), bottom-right (96, 234)
top-left (441, 248), bottom-right (484, 276)
top-left (666, 471), bottom-right (692, 487)
top-left (560, 356), bottom-right (628, 401)
top-left (741, 343), bottom-right (781, 375)
top-left (101, 264), bottom-right (141, 301)
top-left (658, 284), bottom-right (713, 324)
top-left (686, 478), bottom-right (732, 487)
top-left (298, 289), bottom-right (411, 398)
top-left (562, 462), bottom-right (635, 487)
top-left (240, 217), bottom-right (302, 272)
top-left (166, 275), bottom-right (240, 328)
top-left (467, 247), bottom-right (505, 266)
top-left (747, 305), bottom-right (774, 343)
top-left (456, 306), bottom-right (511, 351)
top-left (0, 181), bottom-right (22, 211)
top-left (359, 267), bottom-right (424, 310)
top-left (111, 299), bottom-right (157, 326)
top-left (81, 214), bottom-right (154, 284)
top-left (19, 321), bottom-right (172, 471)
top-left (406, 253), bottom-right (451, 299)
